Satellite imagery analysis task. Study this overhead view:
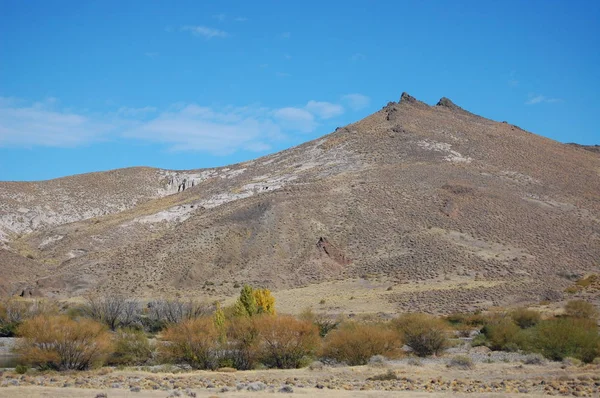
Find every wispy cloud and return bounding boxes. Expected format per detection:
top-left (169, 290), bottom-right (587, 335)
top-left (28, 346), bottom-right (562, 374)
top-left (234, 17), bottom-right (248, 22)
top-left (272, 107), bottom-right (315, 133)
top-left (0, 98), bottom-right (112, 147)
top-left (144, 52), bottom-right (159, 59)
top-left (117, 106), bottom-right (157, 117)
top-left (351, 53), bottom-right (365, 62)
top-left (305, 100), bottom-right (344, 119)
top-left (525, 94), bottom-right (562, 105)
top-left (212, 13), bottom-right (226, 22)
top-left (181, 25), bottom-right (229, 39)
top-left (508, 71), bottom-right (519, 87)
top-left (0, 96), bottom-right (351, 153)
top-left (341, 93), bottom-right (370, 110)
top-left (276, 72), bottom-right (291, 78)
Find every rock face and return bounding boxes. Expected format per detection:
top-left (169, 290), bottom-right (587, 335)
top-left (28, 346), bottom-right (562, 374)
top-left (1, 93), bottom-right (599, 313)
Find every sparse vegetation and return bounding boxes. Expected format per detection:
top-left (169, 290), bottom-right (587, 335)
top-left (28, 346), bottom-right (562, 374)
top-left (564, 299), bottom-right (598, 320)
top-left (447, 355), bottom-right (474, 369)
top-left (108, 328), bottom-right (154, 366)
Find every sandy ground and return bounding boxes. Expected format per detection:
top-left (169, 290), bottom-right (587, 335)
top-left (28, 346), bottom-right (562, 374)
top-left (1, 360), bottom-right (598, 398)
top-left (0, 386), bottom-right (547, 397)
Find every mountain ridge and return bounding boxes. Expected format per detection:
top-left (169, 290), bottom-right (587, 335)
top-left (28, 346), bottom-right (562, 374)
top-left (1, 93), bottom-right (599, 314)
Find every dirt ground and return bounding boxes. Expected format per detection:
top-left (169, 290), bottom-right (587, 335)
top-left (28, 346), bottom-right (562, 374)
top-left (1, 360), bottom-right (598, 398)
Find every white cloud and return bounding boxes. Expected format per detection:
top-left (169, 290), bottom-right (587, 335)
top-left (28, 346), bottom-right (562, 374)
top-left (273, 107), bottom-right (316, 133)
top-left (117, 106), bottom-right (157, 117)
top-left (181, 25), bottom-right (229, 39)
top-left (0, 96), bottom-right (352, 152)
top-left (123, 105), bottom-right (279, 153)
top-left (341, 93), bottom-right (370, 111)
top-left (305, 100), bottom-right (344, 119)
top-left (525, 94), bottom-right (562, 105)
top-left (0, 98), bottom-right (112, 147)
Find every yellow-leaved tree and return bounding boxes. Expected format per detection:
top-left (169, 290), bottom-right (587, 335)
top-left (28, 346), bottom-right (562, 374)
top-left (254, 288), bottom-right (276, 315)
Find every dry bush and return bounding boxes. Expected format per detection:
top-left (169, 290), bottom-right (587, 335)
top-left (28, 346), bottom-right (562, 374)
top-left (524, 318), bottom-right (600, 363)
top-left (393, 313), bottom-right (449, 357)
top-left (108, 328), bottom-right (154, 366)
top-left (564, 300), bottom-right (598, 320)
top-left (322, 322), bottom-right (401, 366)
top-left (254, 315), bottom-right (320, 369)
top-left (160, 317), bottom-right (219, 369)
top-left (15, 315), bottom-right (112, 370)
top-left (445, 312), bottom-right (486, 327)
top-left (447, 355), bottom-right (474, 369)
top-left (511, 308), bottom-right (541, 329)
top-left (480, 316), bottom-right (522, 351)
top-left (299, 308), bottom-right (340, 337)
top-left (146, 299), bottom-right (212, 331)
top-left (84, 295), bottom-right (141, 331)
top-left (225, 316), bottom-right (261, 370)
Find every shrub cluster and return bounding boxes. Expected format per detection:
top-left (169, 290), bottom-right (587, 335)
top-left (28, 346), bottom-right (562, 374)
top-left (321, 322), bottom-right (401, 365)
top-left (393, 313), bottom-right (449, 356)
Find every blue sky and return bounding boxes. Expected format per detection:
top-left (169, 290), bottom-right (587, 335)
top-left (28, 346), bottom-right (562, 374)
top-left (1, 1), bottom-right (599, 181)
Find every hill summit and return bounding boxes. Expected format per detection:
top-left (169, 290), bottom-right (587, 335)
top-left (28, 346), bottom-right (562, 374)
top-left (1, 93), bottom-right (599, 314)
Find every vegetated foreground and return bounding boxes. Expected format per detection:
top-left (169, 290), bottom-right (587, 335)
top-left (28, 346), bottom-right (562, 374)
top-left (1, 287), bottom-right (599, 397)
top-left (0, 93), bottom-right (599, 317)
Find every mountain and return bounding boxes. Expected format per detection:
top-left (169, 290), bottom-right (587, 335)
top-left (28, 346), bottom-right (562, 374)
top-left (1, 93), bottom-right (599, 314)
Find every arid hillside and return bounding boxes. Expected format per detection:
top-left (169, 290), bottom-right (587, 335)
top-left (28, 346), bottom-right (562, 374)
top-left (1, 93), bottom-right (599, 313)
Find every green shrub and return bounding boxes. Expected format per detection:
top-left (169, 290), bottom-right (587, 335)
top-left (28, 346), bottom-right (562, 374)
top-left (511, 308), bottom-right (541, 329)
top-left (524, 318), bottom-right (599, 363)
top-left (108, 328), bottom-right (154, 366)
top-left (481, 317), bottom-right (522, 351)
top-left (322, 322), bottom-right (401, 365)
top-left (393, 313), bottom-right (449, 357)
top-left (15, 364), bottom-right (29, 374)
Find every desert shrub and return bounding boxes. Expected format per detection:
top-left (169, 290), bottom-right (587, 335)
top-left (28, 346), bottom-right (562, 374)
top-left (445, 312), bottom-right (486, 327)
top-left (84, 295), bottom-right (141, 331)
top-left (522, 353), bottom-right (546, 365)
top-left (299, 308), bottom-right (340, 337)
top-left (447, 355), bottom-right (474, 369)
top-left (15, 364), bottom-right (29, 374)
top-left (322, 322), bottom-right (401, 366)
top-left (15, 315), bottom-right (112, 370)
top-left (564, 300), bottom-right (598, 320)
top-left (108, 328), bottom-right (154, 366)
top-left (393, 313), bottom-right (449, 357)
top-left (511, 308), bottom-right (541, 329)
top-left (368, 369), bottom-right (398, 381)
top-left (224, 316), bottom-right (261, 370)
top-left (368, 355), bottom-right (387, 367)
top-left (145, 299), bottom-right (212, 332)
top-left (524, 318), bottom-right (599, 363)
top-left (0, 299), bottom-right (31, 337)
top-left (254, 315), bottom-right (320, 369)
top-left (160, 317), bottom-right (219, 370)
top-left (480, 317), bottom-right (522, 351)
